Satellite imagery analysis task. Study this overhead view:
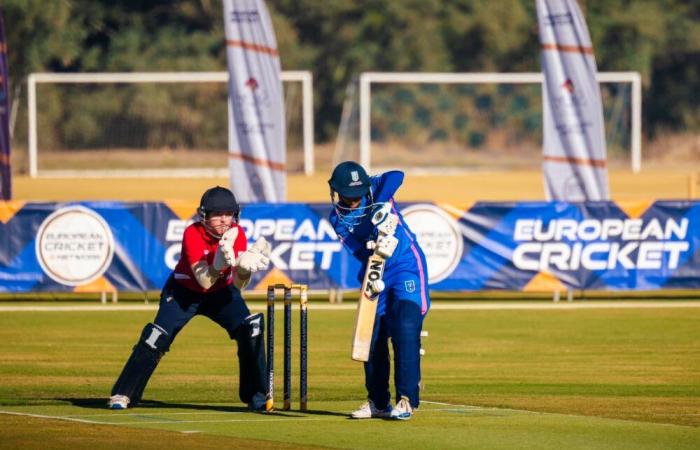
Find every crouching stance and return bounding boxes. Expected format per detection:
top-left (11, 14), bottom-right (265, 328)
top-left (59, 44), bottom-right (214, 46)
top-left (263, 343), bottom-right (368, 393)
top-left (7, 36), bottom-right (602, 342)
top-left (108, 186), bottom-right (271, 410)
top-left (328, 162), bottom-right (431, 420)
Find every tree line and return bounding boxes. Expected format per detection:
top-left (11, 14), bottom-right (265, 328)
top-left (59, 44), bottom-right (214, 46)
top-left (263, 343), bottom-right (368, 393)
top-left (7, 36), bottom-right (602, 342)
top-left (4, 0), bottom-right (698, 144)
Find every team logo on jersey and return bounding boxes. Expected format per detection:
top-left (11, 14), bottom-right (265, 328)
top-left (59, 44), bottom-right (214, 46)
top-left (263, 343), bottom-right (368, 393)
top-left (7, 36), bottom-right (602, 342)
top-left (405, 280), bottom-right (416, 293)
top-left (35, 205), bottom-right (115, 286)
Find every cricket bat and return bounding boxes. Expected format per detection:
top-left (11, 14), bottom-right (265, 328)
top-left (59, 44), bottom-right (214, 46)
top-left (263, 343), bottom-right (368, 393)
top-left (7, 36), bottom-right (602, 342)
top-left (351, 251), bottom-right (386, 361)
top-left (351, 203), bottom-right (397, 362)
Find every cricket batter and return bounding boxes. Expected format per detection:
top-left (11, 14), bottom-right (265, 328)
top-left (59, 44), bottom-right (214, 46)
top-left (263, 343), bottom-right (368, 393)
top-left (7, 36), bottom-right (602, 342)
top-left (328, 161), bottom-right (430, 420)
top-left (108, 186), bottom-right (271, 411)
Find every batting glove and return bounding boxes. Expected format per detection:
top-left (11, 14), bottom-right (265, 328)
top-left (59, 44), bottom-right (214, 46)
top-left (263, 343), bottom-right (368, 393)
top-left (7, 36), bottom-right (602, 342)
top-left (375, 234), bottom-right (398, 258)
top-left (371, 203), bottom-right (399, 236)
top-left (376, 213), bottom-right (398, 237)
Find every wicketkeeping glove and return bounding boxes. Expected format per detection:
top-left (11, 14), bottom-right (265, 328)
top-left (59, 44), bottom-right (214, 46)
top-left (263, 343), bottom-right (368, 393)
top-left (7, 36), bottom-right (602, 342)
top-left (250, 235), bottom-right (272, 257)
top-left (236, 237), bottom-right (271, 275)
top-left (213, 227), bottom-right (238, 271)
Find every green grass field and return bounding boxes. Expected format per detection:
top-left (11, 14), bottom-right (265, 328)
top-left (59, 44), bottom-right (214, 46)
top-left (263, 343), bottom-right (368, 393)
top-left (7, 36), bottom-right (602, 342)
top-left (1, 302), bottom-right (698, 449)
top-left (4, 168), bottom-right (700, 448)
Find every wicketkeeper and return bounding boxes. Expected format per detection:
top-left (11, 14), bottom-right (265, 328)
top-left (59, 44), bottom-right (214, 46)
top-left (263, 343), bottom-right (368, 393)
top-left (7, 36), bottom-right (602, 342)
top-left (328, 161), bottom-right (431, 420)
top-left (108, 186), bottom-right (271, 411)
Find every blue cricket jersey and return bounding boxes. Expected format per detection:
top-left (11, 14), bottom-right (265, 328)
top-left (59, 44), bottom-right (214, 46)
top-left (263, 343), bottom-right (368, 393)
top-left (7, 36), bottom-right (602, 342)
top-left (329, 171), bottom-right (430, 316)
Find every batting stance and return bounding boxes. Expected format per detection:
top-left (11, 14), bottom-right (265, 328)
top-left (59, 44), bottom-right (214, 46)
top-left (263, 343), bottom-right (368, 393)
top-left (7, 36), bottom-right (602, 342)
top-left (108, 186), bottom-right (271, 411)
top-left (329, 161), bottom-right (431, 420)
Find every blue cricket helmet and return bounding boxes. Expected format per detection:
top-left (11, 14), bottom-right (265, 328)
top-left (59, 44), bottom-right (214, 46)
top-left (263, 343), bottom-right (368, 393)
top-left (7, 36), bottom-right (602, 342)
top-left (328, 161), bottom-right (371, 198)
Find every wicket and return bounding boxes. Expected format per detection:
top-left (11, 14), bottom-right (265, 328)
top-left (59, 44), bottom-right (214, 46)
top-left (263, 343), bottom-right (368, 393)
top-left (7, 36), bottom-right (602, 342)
top-left (265, 283), bottom-right (308, 412)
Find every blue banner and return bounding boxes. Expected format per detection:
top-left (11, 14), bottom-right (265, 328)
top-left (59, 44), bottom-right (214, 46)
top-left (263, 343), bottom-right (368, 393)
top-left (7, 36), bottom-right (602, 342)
top-left (0, 9), bottom-right (11, 200)
top-left (0, 201), bottom-right (698, 293)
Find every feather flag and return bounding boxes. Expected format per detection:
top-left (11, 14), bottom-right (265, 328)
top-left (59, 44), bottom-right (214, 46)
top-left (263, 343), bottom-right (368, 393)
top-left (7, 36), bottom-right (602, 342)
top-left (536, 0), bottom-right (609, 201)
top-left (223, 0), bottom-right (286, 202)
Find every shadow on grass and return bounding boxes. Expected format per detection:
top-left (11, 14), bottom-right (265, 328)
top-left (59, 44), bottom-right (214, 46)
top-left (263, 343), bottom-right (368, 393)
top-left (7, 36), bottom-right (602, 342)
top-left (56, 398), bottom-right (347, 417)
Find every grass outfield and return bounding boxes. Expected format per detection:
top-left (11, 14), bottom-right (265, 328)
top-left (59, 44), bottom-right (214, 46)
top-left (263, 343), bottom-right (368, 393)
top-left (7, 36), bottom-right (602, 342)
top-left (0, 302), bottom-right (698, 449)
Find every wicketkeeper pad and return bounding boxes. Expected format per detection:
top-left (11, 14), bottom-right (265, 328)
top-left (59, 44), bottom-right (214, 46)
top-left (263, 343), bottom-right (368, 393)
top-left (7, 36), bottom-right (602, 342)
top-left (235, 313), bottom-right (267, 403)
top-left (110, 323), bottom-right (170, 406)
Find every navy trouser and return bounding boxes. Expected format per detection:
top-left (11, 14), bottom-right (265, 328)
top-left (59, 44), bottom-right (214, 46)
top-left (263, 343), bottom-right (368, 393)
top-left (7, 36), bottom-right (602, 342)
top-left (111, 275), bottom-right (265, 406)
top-left (154, 275), bottom-right (251, 340)
top-left (154, 275), bottom-right (265, 403)
top-left (364, 299), bottom-right (424, 409)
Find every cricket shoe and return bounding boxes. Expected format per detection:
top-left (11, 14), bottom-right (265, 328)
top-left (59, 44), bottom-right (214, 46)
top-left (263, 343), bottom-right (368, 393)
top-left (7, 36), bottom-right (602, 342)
top-left (390, 396), bottom-right (413, 420)
top-left (108, 395), bottom-right (130, 410)
top-left (350, 399), bottom-right (392, 419)
top-left (248, 392), bottom-right (267, 412)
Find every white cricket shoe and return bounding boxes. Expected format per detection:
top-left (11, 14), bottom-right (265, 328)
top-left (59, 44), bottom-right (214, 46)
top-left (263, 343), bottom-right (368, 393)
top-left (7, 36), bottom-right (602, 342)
top-left (108, 394), bottom-right (130, 410)
top-left (390, 396), bottom-right (413, 420)
top-left (350, 399), bottom-right (392, 419)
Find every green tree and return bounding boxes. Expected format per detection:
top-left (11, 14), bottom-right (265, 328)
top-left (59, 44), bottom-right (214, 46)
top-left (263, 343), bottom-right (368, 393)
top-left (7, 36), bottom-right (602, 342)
top-left (3, 0), bottom-right (698, 145)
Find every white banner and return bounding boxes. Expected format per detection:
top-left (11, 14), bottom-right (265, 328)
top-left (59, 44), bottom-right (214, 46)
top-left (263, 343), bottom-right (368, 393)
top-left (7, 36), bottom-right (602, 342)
top-left (536, 0), bottom-right (609, 201)
top-left (223, 0), bottom-right (286, 202)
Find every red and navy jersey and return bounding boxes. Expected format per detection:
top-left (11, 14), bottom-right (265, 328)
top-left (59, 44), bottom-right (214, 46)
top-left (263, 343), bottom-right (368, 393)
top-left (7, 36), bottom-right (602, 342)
top-left (173, 222), bottom-right (247, 293)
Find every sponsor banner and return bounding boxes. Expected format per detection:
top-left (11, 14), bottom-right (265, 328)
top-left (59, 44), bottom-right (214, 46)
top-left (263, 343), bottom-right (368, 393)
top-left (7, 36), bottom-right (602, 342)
top-left (536, 0), bottom-right (609, 201)
top-left (0, 202), bottom-right (350, 293)
top-left (35, 205), bottom-right (115, 286)
top-left (223, 0), bottom-right (286, 202)
top-left (0, 201), bottom-right (698, 293)
top-left (447, 201), bottom-right (699, 291)
top-left (0, 9), bottom-right (11, 200)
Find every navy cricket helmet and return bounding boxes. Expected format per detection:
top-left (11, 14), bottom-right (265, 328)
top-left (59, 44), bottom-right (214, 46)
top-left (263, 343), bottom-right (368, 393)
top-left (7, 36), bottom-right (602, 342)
top-left (198, 186), bottom-right (240, 218)
top-left (328, 161), bottom-right (371, 198)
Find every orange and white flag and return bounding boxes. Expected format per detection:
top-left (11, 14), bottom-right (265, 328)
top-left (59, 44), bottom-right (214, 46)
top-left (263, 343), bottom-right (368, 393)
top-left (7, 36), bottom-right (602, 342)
top-left (536, 0), bottom-right (609, 201)
top-left (223, 0), bottom-right (286, 202)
